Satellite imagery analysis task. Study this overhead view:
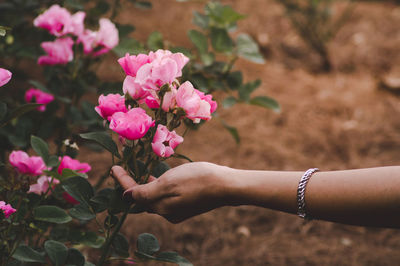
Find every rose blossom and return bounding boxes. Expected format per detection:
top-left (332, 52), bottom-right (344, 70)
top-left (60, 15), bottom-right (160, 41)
top-left (28, 176), bottom-right (60, 195)
top-left (151, 125), bottom-right (183, 158)
top-left (0, 68), bottom-right (12, 87)
top-left (95, 93), bottom-right (128, 121)
top-left (0, 201), bottom-right (16, 218)
top-left (38, 37), bottom-right (74, 65)
top-left (109, 108), bottom-right (155, 140)
top-left (9, 151), bottom-right (46, 176)
top-left (58, 156), bottom-right (91, 174)
top-left (122, 76), bottom-right (151, 101)
top-left (33, 4), bottom-right (72, 37)
top-left (25, 88), bottom-right (55, 112)
top-left (118, 53), bottom-right (150, 77)
top-left (176, 81), bottom-right (214, 123)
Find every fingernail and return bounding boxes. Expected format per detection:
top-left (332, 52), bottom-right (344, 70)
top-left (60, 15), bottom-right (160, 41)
top-left (123, 190), bottom-right (134, 204)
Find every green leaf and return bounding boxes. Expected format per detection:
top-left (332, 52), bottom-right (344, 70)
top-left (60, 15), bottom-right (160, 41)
top-left (109, 186), bottom-right (130, 214)
top-left (222, 96), bottom-right (237, 108)
top-left (117, 24), bottom-right (135, 38)
top-left (210, 28), bottom-right (233, 53)
top-left (156, 252), bottom-right (193, 266)
top-left (200, 52), bottom-right (215, 66)
top-left (236, 34), bottom-right (265, 64)
top-left (206, 3), bottom-right (245, 26)
top-left (220, 120), bottom-right (240, 144)
top-left (61, 168), bottom-right (88, 180)
top-left (249, 96), bottom-right (280, 113)
top-left (34, 205), bottom-right (72, 224)
top-left (188, 30), bottom-right (208, 54)
top-left (81, 232), bottom-right (105, 248)
top-left (0, 103), bottom-right (42, 128)
top-left (134, 1), bottom-right (152, 9)
top-left (31, 135), bottom-right (49, 164)
top-left (0, 101), bottom-right (7, 121)
top-left (172, 153), bottom-right (193, 163)
top-left (80, 132), bottom-right (121, 158)
top-left (29, 80), bottom-right (50, 93)
top-left (113, 37), bottom-right (146, 57)
top-left (12, 245), bottom-right (45, 263)
top-left (90, 188), bottom-right (113, 213)
top-left (90, 0), bottom-right (110, 17)
top-left (48, 155), bottom-right (60, 167)
top-left (69, 204), bottom-right (96, 221)
top-left (147, 31), bottom-right (163, 50)
top-left (137, 233), bottom-right (160, 255)
top-left (238, 79), bottom-right (261, 102)
top-left (65, 248), bottom-right (85, 266)
top-left (62, 176), bottom-right (94, 206)
top-left (44, 240), bottom-right (68, 266)
top-left (227, 71), bottom-right (243, 90)
top-left (151, 161), bottom-right (170, 178)
top-left (112, 233), bottom-right (130, 258)
top-left (192, 11), bottom-right (209, 29)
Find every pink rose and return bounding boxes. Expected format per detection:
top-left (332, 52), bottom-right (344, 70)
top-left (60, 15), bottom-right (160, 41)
top-left (0, 68), bottom-right (12, 87)
top-left (38, 37), bottom-right (74, 65)
top-left (9, 151), bottom-right (46, 176)
top-left (0, 201), bottom-right (16, 218)
top-left (62, 192), bottom-right (80, 205)
top-left (78, 18), bottom-right (118, 56)
top-left (33, 5), bottom-right (72, 37)
top-left (109, 108), bottom-right (155, 140)
top-left (122, 76), bottom-right (151, 101)
top-left (151, 125), bottom-right (183, 158)
top-left (25, 88), bottom-right (55, 112)
top-left (118, 53), bottom-right (150, 77)
top-left (95, 94), bottom-right (127, 121)
top-left (144, 94), bottom-right (160, 109)
top-left (70, 11), bottom-right (86, 36)
top-left (28, 176), bottom-right (60, 195)
top-left (195, 90), bottom-right (217, 114)
top-left (58, 156), bottom-right (91, 174)
top-left (176, 81), bottom-right (213, 123)
top-left (161, 88), bottom-right (177, 112)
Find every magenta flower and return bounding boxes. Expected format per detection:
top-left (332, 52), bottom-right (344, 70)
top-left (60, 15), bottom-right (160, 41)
top-left (38, 37), bottom-right (74, 65)
top-left (151, 125), bottom-right (183, 158)
top-left (25, 88), bottom-right (55, 112)
top-left (118, 53), bottom-right (150, 77)
top-left (28, 176), bottom-right (60, 195)
top-left (109, 108), bottom-right (155, 140)
top-left (9, 151), bottom-right (46, 176)
top-left (122, 76), bottom-right (151, 101)
top-left (0, 68), bottom-right (12, 87)
top-left (58, 156), bottom-right (91, 174)
top-left (33, 5), bottom-right (72, 37)
top-left (0, 201), bottom-right (16, 218)
top-left (95, 94), bottom-right (128, 121)
top-left (176, 81), bottom-right (214, 123)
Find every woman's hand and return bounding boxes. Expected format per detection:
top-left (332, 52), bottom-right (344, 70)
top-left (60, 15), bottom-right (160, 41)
top-left (111, 162), bottom-right (232, 223)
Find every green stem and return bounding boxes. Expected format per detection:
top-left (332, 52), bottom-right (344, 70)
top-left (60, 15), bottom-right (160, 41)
top-left (97, 209), bottom-right (129, 266)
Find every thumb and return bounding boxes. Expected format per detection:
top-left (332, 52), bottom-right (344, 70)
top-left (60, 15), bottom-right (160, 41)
top-left (111, 165), bottom-right (137, 190)
top-left (123, 179), bottom-right (161, 204)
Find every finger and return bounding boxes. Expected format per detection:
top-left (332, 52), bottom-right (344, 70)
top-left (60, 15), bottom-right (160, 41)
top-left (129, 180), bottom-right (164, 203)
top-left (147, 175), bottom-right (157, 182)
top-left (111, 165), bottom-right (137, 190)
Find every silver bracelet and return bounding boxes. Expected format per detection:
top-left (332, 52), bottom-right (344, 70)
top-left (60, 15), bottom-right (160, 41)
top-left (297, 168), bottom-right (319, 220)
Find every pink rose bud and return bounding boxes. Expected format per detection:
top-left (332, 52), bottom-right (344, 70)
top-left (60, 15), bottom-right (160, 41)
top-left (161, 88), bottom-right (177, 112)
top-left (95, 93), bottom-right (128, 121)
top-left (0, 201), bottom-right (16, 218)
top-left (58, 156), bottom-right (91, 174)
top-left (109, 108), bottom-right (155, 140)
top-left (38, 37), bottom-right (74, 66)
top-left (33, 4), bottom-right (72, 37)
top-left (28, 176), bottom-right (60, 195)
top-left (62, 192), bottom-right (80, 205)
top-left (151, 125), bottom-right (183, 158)
top-left (118, 53), bottom-right (150, 77)
top-left (25, 88), bottom-right (55, 112)
top-left (122, 76), bottom-right (151, 101)
top-left (176, 81), bottom-right (213, 123)
top-left (0, 68), bottom-right (12, 87)
top-left (144, 95), bottom-right (160, 109)
top-left (9, 151), bottom-right (47, 176)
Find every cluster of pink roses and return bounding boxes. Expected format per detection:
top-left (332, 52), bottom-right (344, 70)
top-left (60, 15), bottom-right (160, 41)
top-left (95, 49), bottom-right (217, 158)
top-left (9, 151), bottom-right (90, 200)
top-left (34, 4), bottom-right (119, 65)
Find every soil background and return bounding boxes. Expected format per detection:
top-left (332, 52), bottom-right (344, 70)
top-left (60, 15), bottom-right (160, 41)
top-left (85, 0), bottom-right (400, 265)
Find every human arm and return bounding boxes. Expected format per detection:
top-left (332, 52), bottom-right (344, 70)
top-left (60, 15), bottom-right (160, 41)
top-left (111, 163), bottom-right (400, 228)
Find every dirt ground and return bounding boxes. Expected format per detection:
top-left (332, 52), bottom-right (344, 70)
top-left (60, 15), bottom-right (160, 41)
top-left (85, 0), bottom-right (400, 265)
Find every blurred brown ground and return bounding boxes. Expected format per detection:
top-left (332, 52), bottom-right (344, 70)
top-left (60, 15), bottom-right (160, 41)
top-left (83, 0), bottom-right (400, 265)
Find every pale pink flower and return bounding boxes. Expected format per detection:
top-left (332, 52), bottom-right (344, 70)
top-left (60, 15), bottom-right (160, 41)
top-left (58, 156), bottom-right (91, 174)
top-left (28, 176), bottom-right (60, 195)
top-left (109, 108), bottom-right (155, 140)
top-left (122, 76), bottom-right (151, 101)
top-left (196, 90), bottom-right (217, 114)
top-left (70, 11), bottom-right (86, 36)
top-left (9, 151), bottom-right (46, 176)
top-left (176, 81), bottom-right (213, 123)
top-left (118, 53), bottom-right (150, 77)
top-left (38, 37), bottom-right (74, 65)
top-left (33, 4), bottom-right (72, 37)
top-left (25, 88), bottom-right (55, 112)
top-left (95, 94), bottom-right (128, 121)
top-left (161, 88), bottom-right (177, 112)
top-left (0, 68), bottom-right (12, 87)
top-left (151, 125), bottom-right (183, 158)
top-left (0, 201), bottom-right (16, 218)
